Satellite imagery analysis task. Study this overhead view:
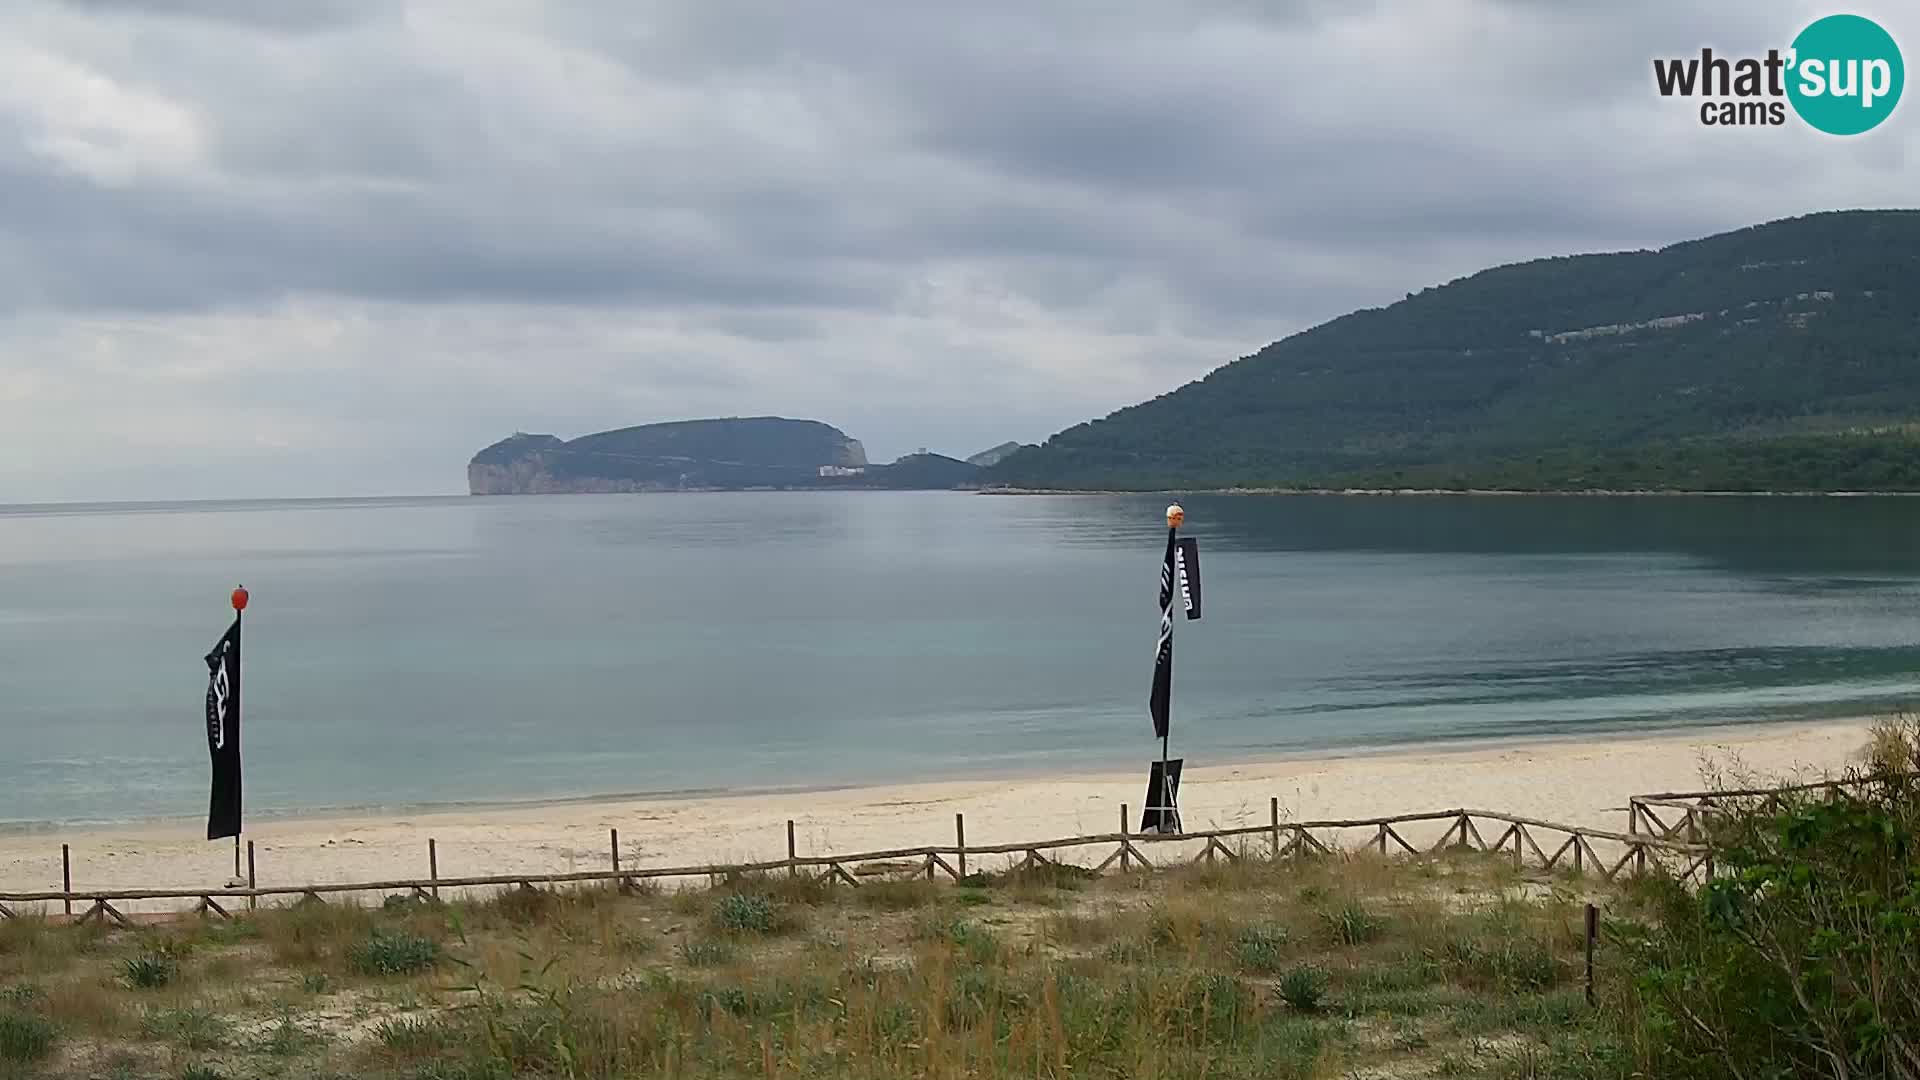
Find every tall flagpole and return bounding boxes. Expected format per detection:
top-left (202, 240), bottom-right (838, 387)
top-left (1159, 503), bottom-right (1175, 822)
top-left (1153, 503), bottom-right (1185, 831)
top-left (1144, 503), bottom-right (1199, 835)
top-left (230, 585), bottom-right (248, 883)
top-left (1161, 521), bottom-right (1175, 802)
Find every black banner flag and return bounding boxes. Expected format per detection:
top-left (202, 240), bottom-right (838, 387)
top-left (1149, 527), bottom-right (1176, 739)
top-left (1140, 758), bottom-right (1183, 834)
top-left (204, 616), bottom-right (243, 841)
top-left (1176, 537), bottom-right (1201, 620)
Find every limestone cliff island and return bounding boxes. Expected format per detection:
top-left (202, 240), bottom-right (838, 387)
top-left (468, 417), bottom-right (984, 493)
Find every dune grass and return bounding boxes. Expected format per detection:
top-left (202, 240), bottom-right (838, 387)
top-left (0, 846), bottom-right (1629, 1079)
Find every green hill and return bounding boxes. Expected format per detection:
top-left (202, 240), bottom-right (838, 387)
top-left (990, 210), bottom-right (1920, 491)
top-left (469, 417), bottom-right (868, 493)
top-left (469, 419), bottom-right (985, 493)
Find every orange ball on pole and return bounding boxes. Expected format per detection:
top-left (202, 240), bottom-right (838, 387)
top-left (231, 585), bottom-right (250, 612)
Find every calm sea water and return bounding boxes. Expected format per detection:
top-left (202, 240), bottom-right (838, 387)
top-left (2, 492), bottom-right (1918, 827)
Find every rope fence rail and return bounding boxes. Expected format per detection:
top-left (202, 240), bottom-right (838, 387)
top-left (0, 801), bottom-right (1711, 926)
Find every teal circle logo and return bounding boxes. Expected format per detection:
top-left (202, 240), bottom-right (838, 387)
top-left (1787, 14), bottom-right (1903, 135)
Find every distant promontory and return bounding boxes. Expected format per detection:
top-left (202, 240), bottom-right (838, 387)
top-left (469, 417), bottom-right (983, 494)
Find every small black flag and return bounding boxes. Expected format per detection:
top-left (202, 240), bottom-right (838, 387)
top-left (1140, 758), bottom-right (1183, 834)
top-left (1150, 528), bottom-right (1176, 739)
top-left (1176, 537), bottom-right (1201, 620)
top-left (204, 616), bottom-right (242, 841)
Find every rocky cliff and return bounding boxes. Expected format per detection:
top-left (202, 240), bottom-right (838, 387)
top-left (469, 418), bottom-right (870, 494)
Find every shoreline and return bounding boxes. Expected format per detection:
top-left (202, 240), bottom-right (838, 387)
top-left (0, 717), bottom-right (1879, 910)
top-left (977, 486), bottom-right (1920, 497)
top-left (0, 711), bottom-right (1878, 836)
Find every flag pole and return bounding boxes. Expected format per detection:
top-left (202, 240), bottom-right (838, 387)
top-left (1159, 503), bottom-right (1185, 832)
top-left (230, 585), bottom-right (248, 884)
top-left (1143, 503), bottom-right (1199, 835)
top-left (1161, 522), bottom-right (1173, 816)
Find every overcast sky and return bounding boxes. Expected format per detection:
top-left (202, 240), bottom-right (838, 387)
top-left (2, 0), bottom-right (1915, 501)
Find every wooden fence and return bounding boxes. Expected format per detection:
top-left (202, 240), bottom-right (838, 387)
top-left (0, 801), bottom-right (1709, 927)
top-left (1627, 770), bottom-right (1918, 843)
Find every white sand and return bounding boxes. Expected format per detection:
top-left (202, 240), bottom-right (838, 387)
top-left (0, 719), bottom-right (1876, 912)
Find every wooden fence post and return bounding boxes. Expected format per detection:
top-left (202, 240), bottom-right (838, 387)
top-left (955, 813), bottom-right (967, 880)
top-left (610, 829), bottom-right (622, 892)
top-left (1270, 798), bottom-right (1281, 861)
top-left (1584, 903), bottom-right (1598, 1005)
top-left (1119, 804), bottom-right (1130, 872)
top-left (61, 844), bottom-right (71, 918)
top-left (246, 841), bottom-right (257, 912)
top-left (787, 820), bottom-right (797, 878)
top-left (428, 839), bottom-right (439, 901)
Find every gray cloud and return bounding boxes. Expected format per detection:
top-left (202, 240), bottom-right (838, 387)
top-left (57, 0), bottom-right (385, 32)
top-left (1, 0), bottom-right (1916, 500)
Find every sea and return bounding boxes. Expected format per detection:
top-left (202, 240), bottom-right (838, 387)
top-left (2, 492), bottom-right (1918, 828)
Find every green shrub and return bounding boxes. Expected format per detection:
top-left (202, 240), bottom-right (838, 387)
top-left (1249, 1014), bottom-right (1327, 1080)
top-left (347, 929), bottom-right (440, 975)
top-left (122, 950), bottom-right (180, 989)
top-left (1001, 860), bottom-right (1099, 892)
top-left (1277, 966), bottom-right (1330, 1012)
top-left (373, 1015), bottom-right (452, 1056)
top-left (676, 939), bottom-right (734, 967)
top-left (1614, 717), bottom-right (1920, 1079)
top-left (945, 966), bottom-right (1028, 1029)
top-left (1321, 903), bottom-right (1385, 945)
top-left (142, 1007), bottom-right (229, 1051)
top-left (1182, 972), bottom-right (1250, 1036)
top-left (1445, 934), bottom-right (1561, 992)
top-left (713, 893), bottom-right (777, 935)
top-left (255, 1007), bottom-right (322, 1057)
top-left (913, 916), bottom-right (1000, 964)
top-left (0, 1010), bottom-right (57, 1063)
top-left (489, 885), bottom-right (552, 925)
top-left (1232, 923), bottom-right (1290, 973)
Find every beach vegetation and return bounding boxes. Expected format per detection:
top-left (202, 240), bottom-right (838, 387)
top-left (346, 930), bottom-right (440, 976)
top-left (1231, 921), bottom-right (1291, 972)
top-left (1277, 964), bottom-right (1330, 1011)
top-left (0, 1008), bottom-right (57, 1065)
top-left (711, 892), bottom-right (778, 935)
top-left (120, 949), bottom-right (179, 990)
top-left (1603, 716), bottom-right (1920, 1079)
top-left (4, 751), bottom-right (1911, 1080)
top-left (674, 938), bottom-right (734, 967)
top-left (1321, 901), bottom-right (1387, 944)
top-left (140, 1006), bottom-right (229, 1051)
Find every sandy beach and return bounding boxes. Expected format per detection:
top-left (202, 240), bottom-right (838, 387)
top-left (0, 719), bottom-right (1879, 912)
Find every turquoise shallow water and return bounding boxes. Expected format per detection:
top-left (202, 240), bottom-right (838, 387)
top-left (1, 492), bottom-right (1917, 827)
